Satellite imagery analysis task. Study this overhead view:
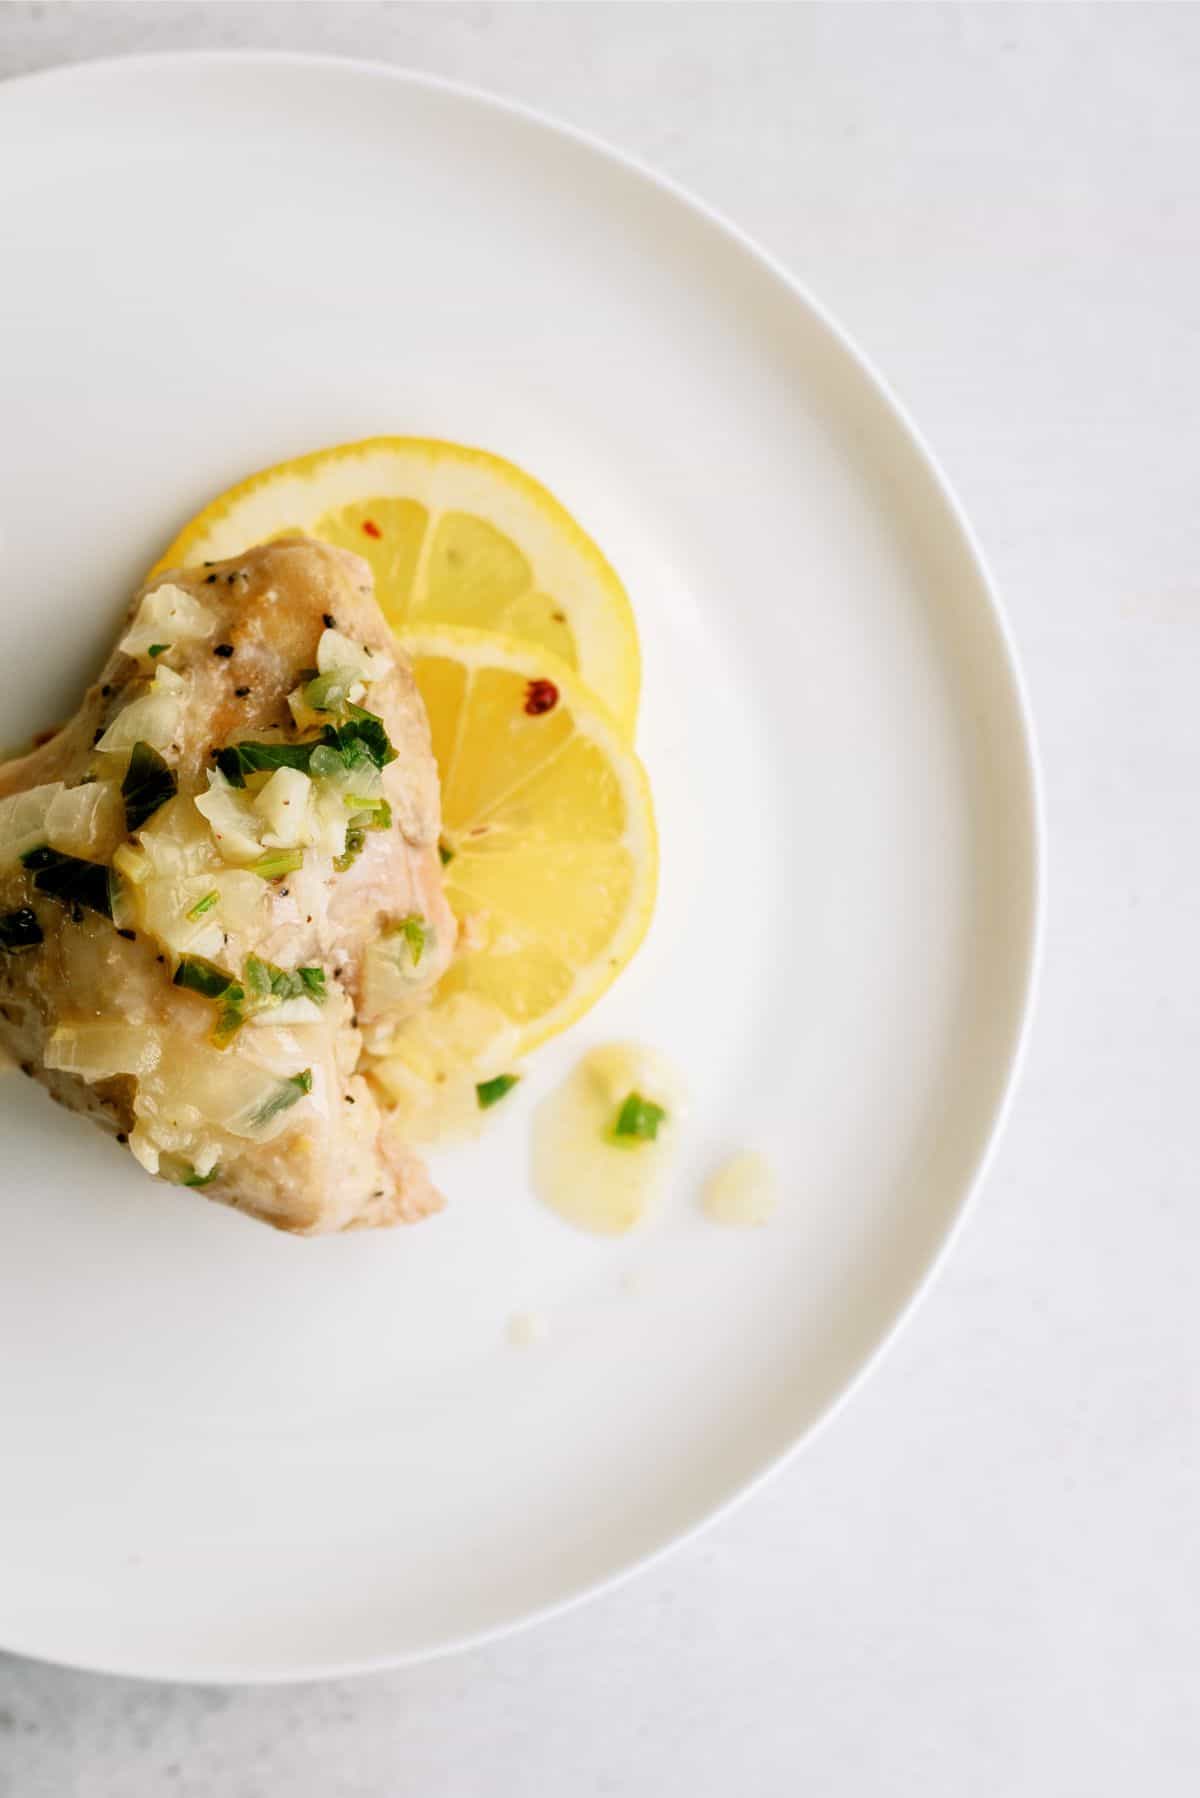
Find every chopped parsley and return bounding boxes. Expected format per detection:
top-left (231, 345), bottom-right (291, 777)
top-left (21, 846), bottom-right (113, 918)
top-left (122, 740), bottom-right (177, 833)
top-left (438, 839), bottom-right (455, 866)
top-left (476, 1073), bottom-right (521, 1110)
top-left (612, 1092), bottom-right (668, 1143)
top-left (183, 1165), bottom-right (220, 1188)
top-left (147, 643), bottom-right (169, 658)
top-left (249, 1068), bottom-right (312, 1130)
top-left (0, 906), bottom-right (42, 952)
top-left (216, 704), bottom-right (396, 788)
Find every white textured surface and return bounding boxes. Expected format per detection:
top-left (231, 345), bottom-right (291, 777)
top-left (0, 2), bottom-right (1196, 1792)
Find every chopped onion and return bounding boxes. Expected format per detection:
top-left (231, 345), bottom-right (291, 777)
top-left (45, 1022), bottom-right (162, 1081)
top-left (45, 780), bottom-right (123, 859)
top-left (0, 782), bottom-right (63, 864)
top-left (253, 765), bottom-right (315, 848)
top-left (316, 627), bottom-right (390, 687)
top-left (194, 769), bottom-right (264, 865)
top-left (95, 666), bottom-right (184, 754)
top-left (120, 583), bottom-right (215, 660)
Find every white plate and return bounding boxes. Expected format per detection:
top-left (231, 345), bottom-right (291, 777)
top-left (0, 54), bottom-right (1041, 1681)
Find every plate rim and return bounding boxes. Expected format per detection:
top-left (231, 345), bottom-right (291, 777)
top-left (0, 48), bottom-right (1045, 1685)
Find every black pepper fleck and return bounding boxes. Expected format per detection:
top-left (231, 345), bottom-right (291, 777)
top-left (323, 613), bottom-right (336, 629)
top-left (227, 573), bottom-right (237, 584)
top-left (204, 573), bottom-right (218, 584)
top-left (214, 643), bottom-right (235, 658)
top-left (115, 1132), bottom-right (128, 1145)
top-left (100, 684), bottom-right (112, 697)
top-left (345, 1094), bottom-right (355, 1104)
top-left (116, 928), bottom-right (136, 942)
top-left (92, 727), bottom-right (104, 744)
top-left (156, 955), bottom-right (165, 964)
top-left (234, 686), bottom-right (250, 698)
top-left (279, 888), bottom-right (289, 897)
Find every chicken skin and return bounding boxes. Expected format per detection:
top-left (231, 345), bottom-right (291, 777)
top-left (0, 536), bottom-right (455, 1233)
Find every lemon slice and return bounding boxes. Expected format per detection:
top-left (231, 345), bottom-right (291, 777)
top-left (380, 627), bottom-right (657, 1073)
top-left (152, 437), bottom-right (641, 735)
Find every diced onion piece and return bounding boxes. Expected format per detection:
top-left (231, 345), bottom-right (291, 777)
top-left (316, 628), bottom-right (390, 687)
top-left (45, 780), bottom-right (124, 859)
top-left (245, 995), bottom-right (322, 1028)
top-left (95, 666), bottom-right (184, 754)
top-left (194, 768), bottom-right (264, 865)
top-left (44, 1022), bottom-right (162, 1081)
top-left (310, 782), bottom-right (350, 859)
top-left (252, 766), bottom-right (315, 848)
top-left (0, 782), bottom-right (63, 864)
top-left (120, 583), bottom-right (215, 660)
top-left (362, 926), bottom-right (432, 1020)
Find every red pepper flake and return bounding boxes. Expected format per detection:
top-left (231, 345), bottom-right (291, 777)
top-left (524, 678), bottom-right (559, 717)
top-left (361, 519), bottom-right (382, 540)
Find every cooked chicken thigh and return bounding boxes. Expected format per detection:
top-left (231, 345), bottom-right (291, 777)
top-left (0, 536), bottom-right (455, 1233)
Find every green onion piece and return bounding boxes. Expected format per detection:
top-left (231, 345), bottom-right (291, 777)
top-left (612, 1092), bottom-right (668, 1143)
top-left (187, 890), bottom-right (219, 920)
top-left (401, 915), bottom-right (426, 965)
top-left (122, 740), bottom-right (177, 834)
top-left (183, 1164), bottom-right (219, 1188)
top-left (243, 954), bottom-right (274, 999)
top-left (298, 966), bottom-right (327, 1001)
top-left (250, 847), bottom-right (303, 880)
top-left (147, 643), bottom-right (169, 658)
top-left (173, 954), bottom-right (240, 1000)
top-left (438, 840), bottom-right (455, 866)
top-left (334, 827), bottom-right (365, 873)
top-left (0, 906), bottom-right (43, 952)
top-left (249, 1068), bottom-right (313, 1130)
top-left (21, 846), bottom-right (113, 918)
top-left (476, 1073), bottom-right (520, 1110)
top-left (213, 997), bottom-right (245, 1046)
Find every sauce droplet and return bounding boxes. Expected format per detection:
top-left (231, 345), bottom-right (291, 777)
top-left (702, 1151), bottom-right (778, 1228)
top-left (531, 1043), bottom-right (683, 1235)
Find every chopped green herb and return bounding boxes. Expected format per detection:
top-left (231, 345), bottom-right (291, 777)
top-left (215, 740), bottom-right (320, 787)
top-left (612, 1092), bottom-right (668, 1143)
top-left (324, 703), bottom-right (396, 769)
top-left (173, 954), bottom-right (240, 1001)
top-left (438, 839), bottom-right (455, 866)
top-left (122, 740), bottom-right (177, 834)
top-left (249, 1068), bottom-right (313, 1130)
top-left (334, 827), bottom-right (365, 873)
top-left (401, 915), bottom-right (426, 965)
top-left (0, 906), bottom-right (42, 952)
top-left (250, 847), bottom-right (304, 880)
top-left (147, 643), bottom-right (169, 659)
top-left (298, 965), bottom-right (327, 1001)
top-left (183, 1164), bottom-right (220, 1188)
top-left (21, 846), bottom-right (113, 918)
top-left (476, 1073), bottom-right (521, 1110)
top-left (216, 706), bottom-right (397, 789)
top-left (187, 890), bottom-right (219, 920)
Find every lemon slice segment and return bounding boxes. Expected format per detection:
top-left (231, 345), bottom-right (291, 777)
top-left (152, 437), bottom-right (641, 735)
